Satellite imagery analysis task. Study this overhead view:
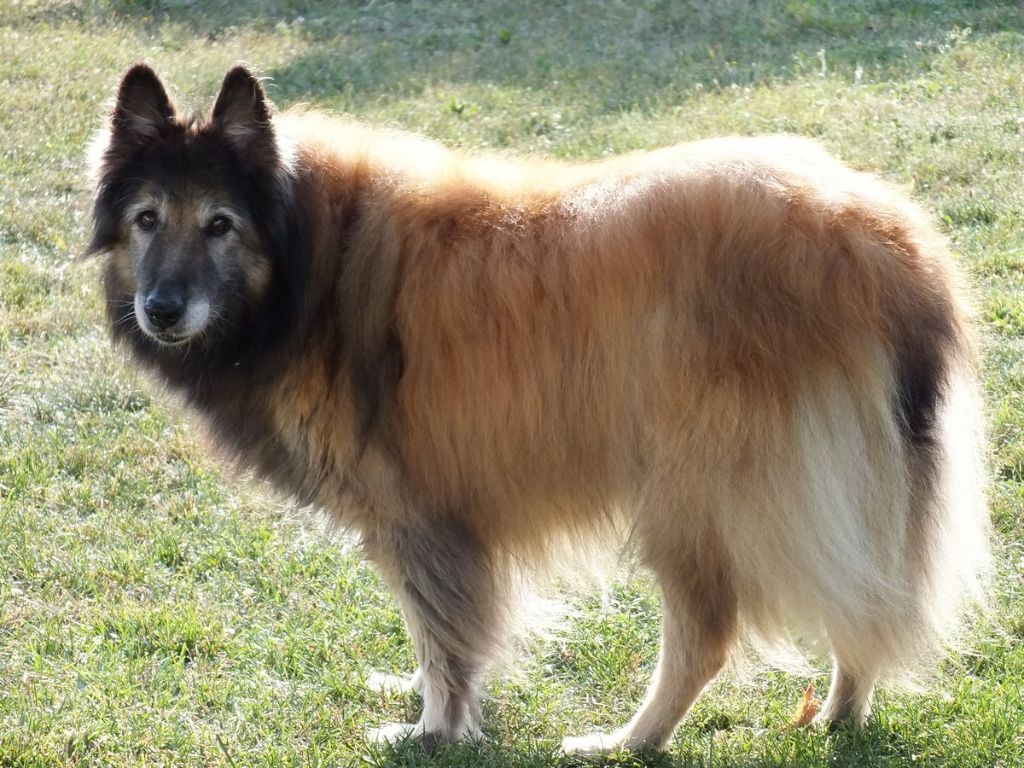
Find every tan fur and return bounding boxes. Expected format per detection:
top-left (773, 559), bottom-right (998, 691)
top-left (273, 117), bottom-right (969, 530)
top-left (92, 67), bottom-right (990, 753)
top-left (257, 117), bottom-right (988, 749)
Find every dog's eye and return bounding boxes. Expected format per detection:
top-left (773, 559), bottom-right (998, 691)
top-left (207, 216), bottom-right (232, 237)
top-left (136, 210), bottom-right (157, 231)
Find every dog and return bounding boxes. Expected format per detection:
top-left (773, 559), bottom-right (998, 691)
top-left (86, 64), bottom-right (990, 754)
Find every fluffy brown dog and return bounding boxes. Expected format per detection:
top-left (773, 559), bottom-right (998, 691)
top-left (87, 64), bottom-right (990, 753)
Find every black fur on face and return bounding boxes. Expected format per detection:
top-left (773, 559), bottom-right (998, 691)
top-left (87, 65), bottom-right (307, 399)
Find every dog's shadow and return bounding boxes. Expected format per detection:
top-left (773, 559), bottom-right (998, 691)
top-left (361, 738), bottom-right (667, 768)
top-left (359, 720), bottom-right (909, 768)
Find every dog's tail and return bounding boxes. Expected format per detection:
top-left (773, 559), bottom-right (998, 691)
top-left (878, 296), bottom-right (991, 680)
top-left (729, 192), bottom-right (992, 688)
top-left (805, 207), bottom-right (991, 685)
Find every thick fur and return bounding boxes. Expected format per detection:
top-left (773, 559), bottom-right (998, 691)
top-left (88, 65), bottom-right (990, 752)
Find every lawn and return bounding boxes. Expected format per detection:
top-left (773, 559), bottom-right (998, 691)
top-left (1, 1), bottom-right (1023, 766)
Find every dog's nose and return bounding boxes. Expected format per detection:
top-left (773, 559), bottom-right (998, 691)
top-left (143, 290), bottom-right (186, 330)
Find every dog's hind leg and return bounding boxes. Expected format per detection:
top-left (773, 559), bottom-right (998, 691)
top-left (815, 627), bottom-right (881, 726)
top-left (564, 527), bottom-right (738, 755)
top-left (815, 660), bottom-right (877, 726)
top-left (364, 519), bottom-right (505, 749)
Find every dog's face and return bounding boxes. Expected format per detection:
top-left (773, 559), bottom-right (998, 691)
top-left (119, 171), bottom-right (269, 346)
top-left (88, 65), bottom-right (292, 356)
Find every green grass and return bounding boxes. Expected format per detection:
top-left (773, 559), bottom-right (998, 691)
top-left (2, 1), bottom-right (1023, 765)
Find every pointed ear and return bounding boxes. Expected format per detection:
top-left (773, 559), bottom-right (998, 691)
top-left (210, 66), bottom-right (274, 154)
top-left (112, 64), bottom-right (177, 143)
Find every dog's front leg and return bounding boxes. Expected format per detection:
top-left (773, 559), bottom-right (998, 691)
top-left (364, 519), bottom-right (505, 750)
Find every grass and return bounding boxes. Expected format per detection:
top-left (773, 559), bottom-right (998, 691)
top-left (1, 0), bottom-right (1023, 765)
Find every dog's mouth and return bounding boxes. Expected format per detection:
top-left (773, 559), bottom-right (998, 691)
top-left (152, 331), bottom-right (193, 346)
top-left (135, 317), bottom-right (201, 347)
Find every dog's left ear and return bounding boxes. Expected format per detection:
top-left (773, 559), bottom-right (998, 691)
top-left (211, 66), bottom-right (275, 155)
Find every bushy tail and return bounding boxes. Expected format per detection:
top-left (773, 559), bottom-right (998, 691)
top-left (901, 360), bottom-right (992, 669)
top-left (736, 292), bottom-right (990, 690)
top-left (818, 297), bottom-right (991, 690)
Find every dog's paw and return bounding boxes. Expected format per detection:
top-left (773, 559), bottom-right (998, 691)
top-left (561, 731), bottom-right (625, 756)
top-left (368, 721), bottom-right (423, 745)
top-left (811, 709), bottom-right (862, 733)
top-left (563, 730), bottom-right (662, 757)
top-left (368, 721), bottom-right (481, 754)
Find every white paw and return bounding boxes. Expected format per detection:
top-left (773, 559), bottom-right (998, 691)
top-left (562, 731), bottom-right (625, 756)
top-left (367, 721), bottom-right (423, 745)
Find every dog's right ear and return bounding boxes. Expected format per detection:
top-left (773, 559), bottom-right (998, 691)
top-left (111, 64), bottom-right (177, 144)
top-left (83, 65), bottom-right (176, 258)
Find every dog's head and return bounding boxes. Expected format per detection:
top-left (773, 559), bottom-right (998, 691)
top-left (87, 64), bottom-right (302, 369)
